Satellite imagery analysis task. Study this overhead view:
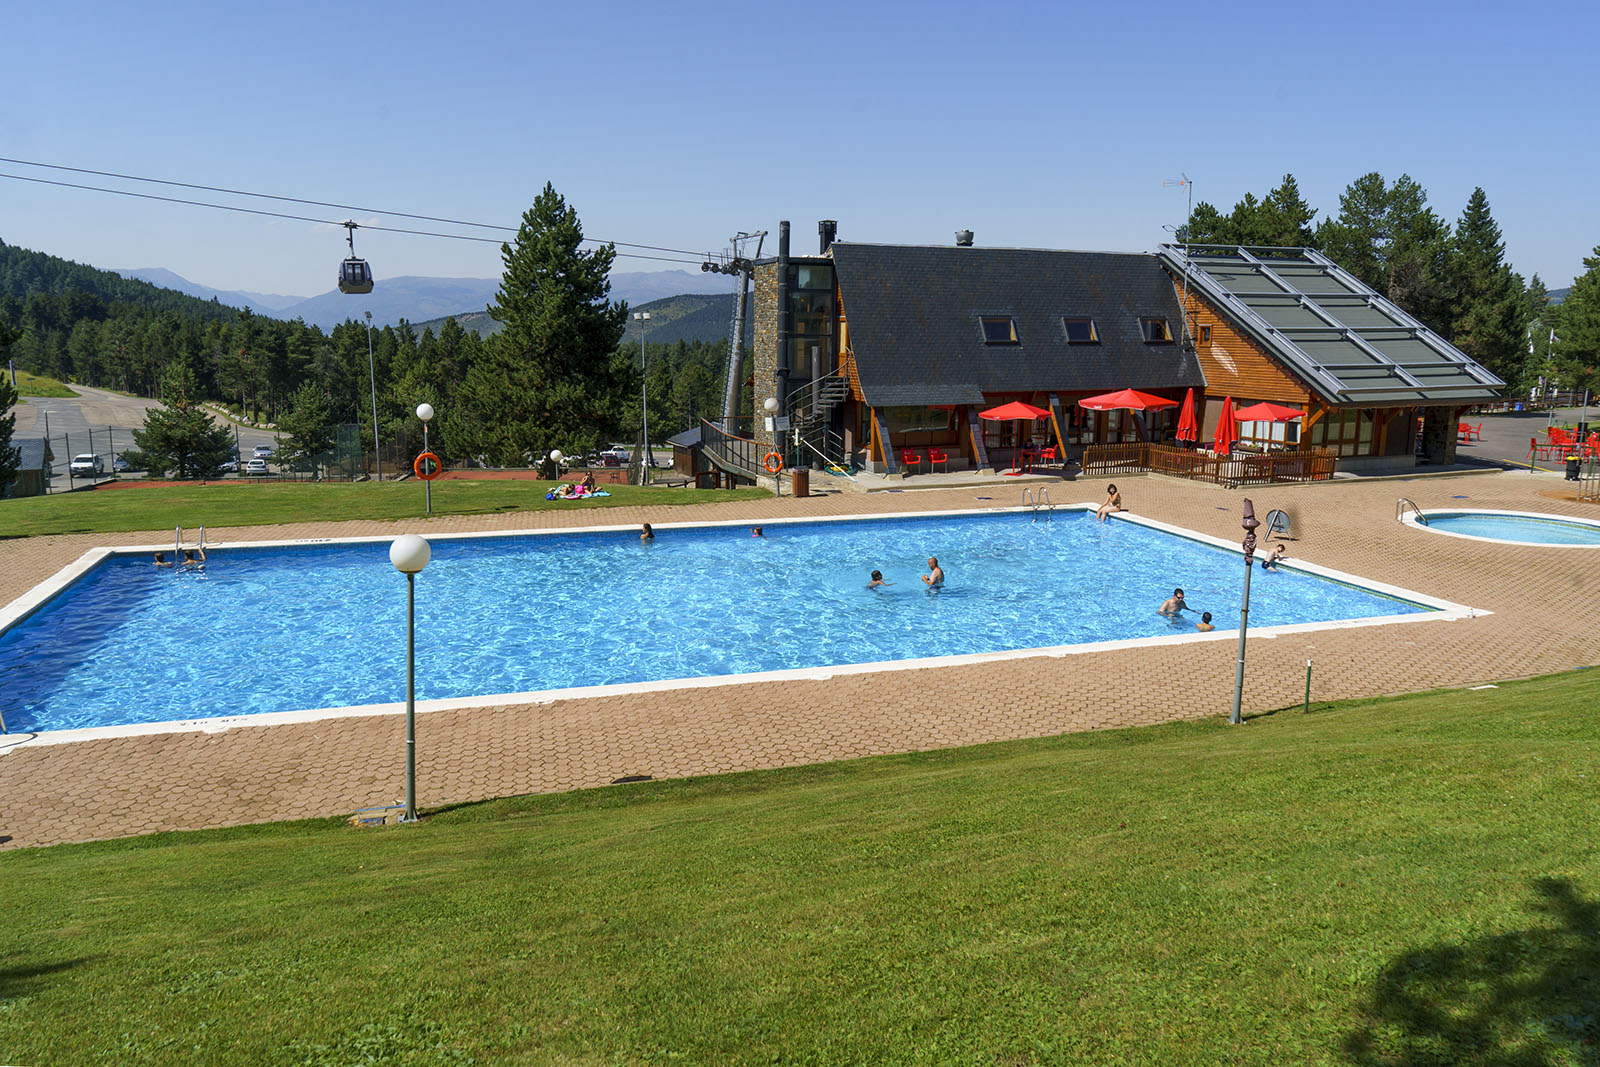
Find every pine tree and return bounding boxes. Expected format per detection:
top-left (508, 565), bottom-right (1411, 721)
top-left (449, 184), bottom-right (629, 465)
top-left (1315, 173), bottom-right (1452, 332)
top-left (126, 365), bottom-right (236, 478)
top-left (276, 381), bottom-right (337, 467)
top-left (1552, 246), bottom-right (1600, 398)
top-left (1448, 188), bottom-right (1528, 386)
top-left (1258, 174), bottom-right (1317, 248)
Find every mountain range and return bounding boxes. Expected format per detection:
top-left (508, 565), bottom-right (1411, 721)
top-left (115, 266), bottom-right (739, 332)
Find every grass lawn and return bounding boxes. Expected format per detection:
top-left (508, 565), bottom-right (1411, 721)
top-left (1, 672), bottom-right (1597, 1065)
top-left (12, 369), bottom-right (77, 397)
top-left (0, 480), bottom-right (770, 537)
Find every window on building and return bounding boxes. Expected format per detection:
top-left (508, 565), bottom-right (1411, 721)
top-left (1140, 317), bottom-right (1173, 343)
top-left (1200, 325), bottom-right (1212, 344)
top-left (1063, 317), bottom-right (1099, 344)
top-left (795, 265), bottom-right (834, 290)
top-left (981, 317), bottom-right (1019, 344)
top-left (1307, 408), bottom-right (1372, 457)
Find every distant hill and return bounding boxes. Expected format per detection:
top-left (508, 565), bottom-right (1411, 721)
top-left (1, 241), bottom-right (238, 322)
top-left (1548, 287), bottom-right (1569, 305)
top-left (105, 265), bottom-right (738, 333)
top-left (414, 292), bottom-right (748, 346)
top-left (115, 267), bottom-right (304, 312)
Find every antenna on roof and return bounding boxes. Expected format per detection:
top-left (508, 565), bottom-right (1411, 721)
top-left (1163, 173), bottom-right (1196, 348)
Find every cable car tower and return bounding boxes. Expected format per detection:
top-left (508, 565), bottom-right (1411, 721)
top-left (338, 220), bottom-right (374, 294)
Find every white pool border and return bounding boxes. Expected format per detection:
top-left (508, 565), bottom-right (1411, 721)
top-left (1402, 507), bottom-right (1600, 547)
top-left (1, 505), bottom-right (1485, 751)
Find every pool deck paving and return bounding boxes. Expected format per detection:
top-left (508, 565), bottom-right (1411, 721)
top-left (2, 468), bottom-right (1598, 850)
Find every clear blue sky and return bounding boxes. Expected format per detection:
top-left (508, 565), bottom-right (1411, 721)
top-left (3, 0), bottom-right (1596, 298)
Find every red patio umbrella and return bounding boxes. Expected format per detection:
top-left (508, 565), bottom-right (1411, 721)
top-left (1213, 397), bottom-right (1238, 456)
top-left (1077, 388), bottom-right (1180, 412)
top-left (979, 401), bottom-right (1053, 475)
top-left (1175, 388), bottom-right (1199, 443)
top-left (1232, 401), bottom-right (1304, 422)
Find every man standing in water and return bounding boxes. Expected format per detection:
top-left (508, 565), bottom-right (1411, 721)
top-left (922, 557), bottom-right (945, 590)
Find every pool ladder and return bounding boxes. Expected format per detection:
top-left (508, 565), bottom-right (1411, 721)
top-left (1024, 487), bottom-right (1054, 521)
top-left (1396, 498), bottom-right (1428, 526)
top-left (175, 524), bottom-right (207, 555)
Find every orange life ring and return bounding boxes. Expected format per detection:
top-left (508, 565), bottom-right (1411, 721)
top-left (414, 451), bottom-right (443, 480)
top-left (763, 451), bottom-right (784, 474)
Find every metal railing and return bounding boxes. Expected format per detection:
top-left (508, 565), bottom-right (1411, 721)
top-left (1396, 497), bottom-right (1428, 525)
top-left (699, 418), bottom-right (765, 481)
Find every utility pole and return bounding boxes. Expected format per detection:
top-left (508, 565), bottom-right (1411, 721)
top-left (711, 230), bottom-right (767, 430)
top-left (366, 310), bottom-right (381, 481)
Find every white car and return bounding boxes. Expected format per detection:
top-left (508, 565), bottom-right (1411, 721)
top-left (244, 458), bottom-right (271, 476)
top-left (253, 445), bottom-right (276, 459)
top-left (69, 453), bottom-right (104, 478)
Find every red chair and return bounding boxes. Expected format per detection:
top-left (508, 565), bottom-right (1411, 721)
top-left (927, 447), bottom-right (949, 471)
top-left (1468, 422), bottom-right (1483, 442)
top-left (1038, 445), bottom-right (1058, 466)
top-left (900, 449), bottom-right (923, 474)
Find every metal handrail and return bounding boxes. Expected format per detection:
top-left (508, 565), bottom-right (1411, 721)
top-left (1396, 497), bottom-right (1428, 525)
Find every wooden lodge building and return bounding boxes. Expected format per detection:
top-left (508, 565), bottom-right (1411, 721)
top-left (740, 221), bottom-right (1502, 479)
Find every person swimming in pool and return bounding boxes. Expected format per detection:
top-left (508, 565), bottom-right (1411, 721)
top-left (640, 523), bottom-right (655, 542)
top-left (867, 569), bottom-right (893, 589)
top-left (922, 557), bottom-right (944, 590)
top-left (153, 552), bottom-right (173, 567)
top-left (1195, 611), bottom-right (1215, 632)
top-left (1158, 588), bottom-right (1188, 616)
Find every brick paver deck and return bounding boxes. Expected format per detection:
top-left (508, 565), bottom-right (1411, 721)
top-left (3, 470), bottom-right (1597, 849)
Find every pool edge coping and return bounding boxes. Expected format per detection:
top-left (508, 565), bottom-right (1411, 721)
top-left (1, 505), bottom-right (1484, 750)
top-left (1401, 507), bottom-right (1600, 547)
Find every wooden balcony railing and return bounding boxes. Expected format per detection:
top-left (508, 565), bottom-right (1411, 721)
top-left (1082, 443), bottom-right (1336, 488)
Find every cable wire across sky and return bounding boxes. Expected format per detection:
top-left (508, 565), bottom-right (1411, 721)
top-left (0, 157), bottom-right (717, 266)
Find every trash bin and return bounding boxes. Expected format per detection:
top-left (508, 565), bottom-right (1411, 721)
top-left (1566, 455), bottom-right (1582, 481)
top-left (791, 467), bottom-right (811, 497)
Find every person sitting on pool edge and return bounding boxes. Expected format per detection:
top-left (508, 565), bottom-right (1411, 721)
top-left (1096, 483), bottom-right (1123, 522)
top-left (922, 557), bottom-right (944, 589)
top-left (867, 569), bottom-right (893, 589)
top-left (640, 523), bottom-right (654, 542)
top-left (1158, 588), bottom-right (1188, 616)
top-left (1260, 543), bottom-right (1288, 571)
top-left (1195, 611), bottom-right (1215, 632)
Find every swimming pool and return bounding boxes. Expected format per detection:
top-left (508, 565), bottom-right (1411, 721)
top-left (1, 509), bottom-right (1456, 735)
top-left (1406, 509), bottom-right (1600, 546)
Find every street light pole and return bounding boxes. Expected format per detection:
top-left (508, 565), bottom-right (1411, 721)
top-left (417, 403), bottom-right (435, 516)
top-left (633, 311), bottom-right (651, 485)
top-left (365, 310), bottom-right (381, 482)
top-left (389, 534), bottom-right (432, 822)
top-left (1231, 498), bottom-right (1261, 726)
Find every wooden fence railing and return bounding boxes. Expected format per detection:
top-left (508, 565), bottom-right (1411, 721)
top-left (1083, 443), bottom-right (1336, 488)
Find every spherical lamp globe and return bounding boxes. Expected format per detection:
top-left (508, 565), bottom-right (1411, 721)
top-left (416, 403), bottom-right (435, 423)
top-left (389, 534), bottom-right (431, 575)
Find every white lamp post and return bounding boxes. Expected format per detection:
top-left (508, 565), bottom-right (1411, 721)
top-left (365, 310), bottom-right (380, 481)
top-left (389, 533), bottom-right (432, 821)
top-left (548, 449), bottom-right (563, 479)
top-left (416, 402), bottom-right (435, 516)
top-left (633, 311), bottom-right (651, 485)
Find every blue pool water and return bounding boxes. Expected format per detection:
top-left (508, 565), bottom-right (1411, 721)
top-left (1, 511), bottom-right (1430, 732)
top-left (1421, 511), bottom-right (1600, 546)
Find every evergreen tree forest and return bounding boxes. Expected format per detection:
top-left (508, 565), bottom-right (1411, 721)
top-left (0, 201), bottom-right (735, 466)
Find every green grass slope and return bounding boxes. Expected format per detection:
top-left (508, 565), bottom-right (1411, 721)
top-left (1, 672), bottom-right (1596, 1064)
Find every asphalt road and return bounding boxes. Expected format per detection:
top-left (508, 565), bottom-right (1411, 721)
top-left (1456, 405), bottom-right (1598, 468)
top-left (12, 384), bottom-right (277, 487)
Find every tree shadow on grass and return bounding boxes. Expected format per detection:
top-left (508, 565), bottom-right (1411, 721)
top-left (0, 958), bottom-right (94, 1001)
top-left (1343, 877), bottom-right (1599, 1065)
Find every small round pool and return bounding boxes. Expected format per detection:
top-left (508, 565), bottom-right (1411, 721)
top-left (1409, 509), bottom-right (1600, 546)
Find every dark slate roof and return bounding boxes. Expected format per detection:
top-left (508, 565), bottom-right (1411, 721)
top-left (830, 243), bottom-right (1205, 407)
top-left (667, 425), bottom-right (702, 448)
top-left (1159, 244), bottom-right (1504, 405)
top-left (13, 437), bottom-right (49, 471)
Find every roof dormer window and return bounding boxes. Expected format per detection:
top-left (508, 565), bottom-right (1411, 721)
top-left (1063, 317), bottom-right (1099, 344)
top-left (981, 316), bottom-right (1019, 344)
top-left (1140, 317), bottom-right (1173, 344)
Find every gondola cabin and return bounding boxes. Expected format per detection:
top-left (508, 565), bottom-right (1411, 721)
top-left (338, 257), bottom-right (373, 295)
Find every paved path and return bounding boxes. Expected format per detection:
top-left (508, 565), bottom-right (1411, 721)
top-left (2, 470), bottom-right (1598, 849)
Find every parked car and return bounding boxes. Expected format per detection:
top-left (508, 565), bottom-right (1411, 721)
top-left (599, 447), bottom-right (631, 467)
top-left (69, 453), bottom-right (104, 478)
top-left (219, 459), bottom-right (240, 473)
top-left (252, 445), bottom-right (276, 459)
top-left (244, 458), bottom-right (271, 476)
top-left (112, 454), bottom-right (131, 473)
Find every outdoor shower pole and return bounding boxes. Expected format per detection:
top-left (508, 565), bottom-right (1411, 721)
top-left (1231, 498), bottom-right (1260, 726)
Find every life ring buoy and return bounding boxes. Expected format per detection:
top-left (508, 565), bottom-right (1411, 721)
top-left (763, 451), bottom-right (784, 474)
top-left (414, 452), bottom-right (443, 480)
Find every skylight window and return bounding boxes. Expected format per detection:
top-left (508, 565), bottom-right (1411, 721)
top-left (1141, 317), bottom-right (1173, 343)
top-left (981, 317), bottom-right (1019, 344)
top-left (1063, 317), bottom-right (1099, 344)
